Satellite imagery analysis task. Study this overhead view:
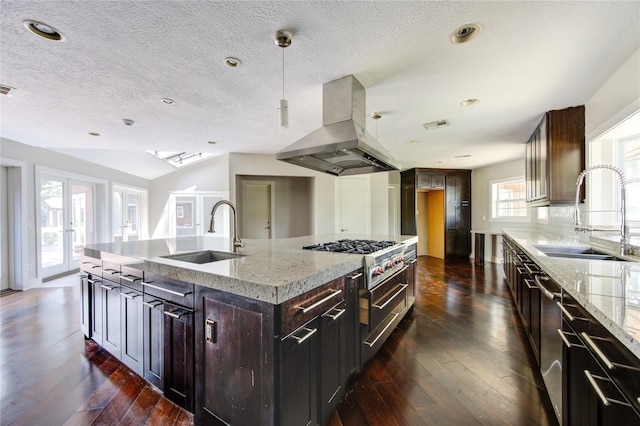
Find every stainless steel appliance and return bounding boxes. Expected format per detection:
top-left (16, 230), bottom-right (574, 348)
top-left (536, 274), bottom-right (562, 424)
top-left (303, 239), bottom-right (406, 289)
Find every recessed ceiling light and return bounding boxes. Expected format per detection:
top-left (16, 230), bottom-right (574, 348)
top-left (23, 19), bottom-right (64, 41)
top-left (455, 154), bottom-right (472, 158)
top-left (451, 23), bottom-right (481, 44)
top-left (461, 98), bottom-right (479, 107)
top-left (88, 132), bottom-right (101, 136)
top-left (207, 140), bottom-right (217, 145)
top-left (0, 84), bottom-right (17, 97)
top-left (161, 98), bottom-right (175, 105)
top-left (122, 118), bottom-right (135, 126)
top-left (434, 161), bottom-right (443, 164)
top-left (406, 140), bottom-right (418, 144)
top-left (224, 57), bottom-right (241, 67)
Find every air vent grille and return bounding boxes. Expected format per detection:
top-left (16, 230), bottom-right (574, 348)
top-left (1, 85), bottom-right (16, 97)
top-left (423, 119), bottom-right (450, 130)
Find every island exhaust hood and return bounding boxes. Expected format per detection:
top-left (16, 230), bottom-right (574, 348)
top-left (276, 75), bottom-right (399, 176)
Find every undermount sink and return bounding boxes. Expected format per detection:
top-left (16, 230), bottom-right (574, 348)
top-left (534, 245), bottom-right (627, 262)
top-left (161, 250), bottom-right (244, 264)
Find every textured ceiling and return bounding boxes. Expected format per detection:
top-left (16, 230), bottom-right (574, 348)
top-left (1, 1), bottom-right (639, 179)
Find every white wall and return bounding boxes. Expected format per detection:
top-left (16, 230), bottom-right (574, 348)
top-left (0, 137), bottom-right (149, 289)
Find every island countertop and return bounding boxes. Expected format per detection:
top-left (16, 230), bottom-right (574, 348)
top-left (83, 234), bottom-right (418, 304)
top-left (503, 228), bottom-right (640, 358)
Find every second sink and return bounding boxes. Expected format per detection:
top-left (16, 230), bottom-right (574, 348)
top-left (161, 250), bottom-right (243, 264)
top-left (534, 245), bottom-right (627, 261)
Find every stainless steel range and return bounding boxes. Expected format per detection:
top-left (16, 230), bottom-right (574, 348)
top-left (303, 239), bottom-right (408, 289)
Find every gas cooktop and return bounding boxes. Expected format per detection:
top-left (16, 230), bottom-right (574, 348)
top-left (302, 239), bottom-right (396, 255)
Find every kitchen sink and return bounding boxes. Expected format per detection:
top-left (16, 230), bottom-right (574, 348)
top-left (161, 250), bottom-right (244, 264)
top-left (534, 245), bottom-right (627, 261)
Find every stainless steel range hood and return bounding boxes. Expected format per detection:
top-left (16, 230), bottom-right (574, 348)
top-left (276, 75), bottom-right (399, 176)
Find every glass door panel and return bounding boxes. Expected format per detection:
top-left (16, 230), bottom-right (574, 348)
top-left (40, 178), bottom-right (65, 274)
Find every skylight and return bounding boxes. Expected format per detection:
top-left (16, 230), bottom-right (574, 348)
top-left (148, 151), bottom-right (213, 168)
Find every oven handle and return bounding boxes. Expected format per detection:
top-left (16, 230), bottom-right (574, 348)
top-left (298, 289), bottom-right (342, 313)
top-left (372, 284), bottom-right (408, 310)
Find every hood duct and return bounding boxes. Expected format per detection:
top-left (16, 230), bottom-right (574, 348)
top-left (276, 75), bottom-right (399, 176)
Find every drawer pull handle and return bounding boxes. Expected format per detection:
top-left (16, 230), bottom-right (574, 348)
top-left (163, 309), bottom-right (188, 319)
top-left (372, 284), bottom-right (408, 310)
top-left (142, 301), bottom-right (162, 308)
top-left (536, 276), bottom-right (560, 300)
top-left (348, 272), bottom-right (363, 280)
top-left (323, 308), bottom-right (346, 321)
top-left (557, 302), bottom-right (588, 322)
top-left (583, 370), bottom-right (631, 407)
top-left (100, 284), bottom-right (116, 291)
top-left (364, 313), bottom-right (400, 347)
top-left (523, 263), bottom-right (538, 275)
top-left (558, 329), bottom-right (573, 348)
top-left (101, 268), bottom-right (120, 275)
top-left (291, 327), bottom-right (317, 344)
top-left (581, 332), bottom-right (615, 370)
top-left (143, 281), bottom-right (191, 298)
top-left (120, 291), bottom-right (139, 299)
top-left (298, 289), bottom-right (342, 313)
top-left (88, 278), bottom-right (101, 285)
top-left (525, 278), bottom-right (537, 290)
top-left (121, 274), bottom-right (142, 283)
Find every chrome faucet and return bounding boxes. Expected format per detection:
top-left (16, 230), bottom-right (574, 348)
top-left (208, 200), bottom-right (243, 253)
top-left (574, 164), bottom-right (629, 255)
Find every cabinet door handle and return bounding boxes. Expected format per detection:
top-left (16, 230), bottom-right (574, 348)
top-left (163, 309), bottom-right (189, 319)
top-left (536, 275), bottom-right (560, 300)
top-left (523, 263), bottom-right (538, 275)
top-left (583, 370), bottom-right (631, 407)
top-left (372, 284), bottom-right (408, 310)
top-left (101, 269), bottom-right (120, 276)
top-left (525, 278), bottom-right (537, 290)
top-left (558, 329), bottom-right (574, 348)
top-left (348, 272), bottom-right (363, 280)
top-left (557, 301), bottom-right (589, 322)
top-left (290, 327), bottom-right (317, 344)
top-left (120, 291), bottom-right (139, 299)
top-left (323, 308), bottom-right (346, 321)
top-left (143, 281), bottom-right (191, 298)
top-left (88, 278), bottom-right (101, 285)
top-left (142, 300), bottom-right (162, 308)
top-left (298, 289), bottom-right (342, 313)
top-left (206, 319), bottom-right (217, 343)
top-left (581, 332), bottom-right (615, 370)
top-left (121, 274), bottom-right (142, 283)
top-left (364, 313), bottom-right (400, 347)
top-left (100, 284), bottom-right (116, 291)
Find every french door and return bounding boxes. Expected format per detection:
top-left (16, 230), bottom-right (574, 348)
top-left (39, 174), bottom-right (95, 277)
top-left (113, 187), bottom-right (141, 242)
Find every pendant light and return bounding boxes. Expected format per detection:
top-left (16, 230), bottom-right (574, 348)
top-left (275, 30), bottom-right (292, 128)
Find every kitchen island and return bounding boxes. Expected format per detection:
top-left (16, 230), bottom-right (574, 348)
top-left (502, 228), bottom-right (640, 424)
top-left (81, 234), bottom-right (418, 425)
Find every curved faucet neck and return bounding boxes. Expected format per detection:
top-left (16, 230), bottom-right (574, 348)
top-left (208, 200), bottom-right (242, 252)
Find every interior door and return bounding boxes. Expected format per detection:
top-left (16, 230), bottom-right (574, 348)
top-left (242, 182), bottom-right (273, 239)
top-left (337, 177), bottom-right (368, 234)
top-left (40, 175), bottom-right (95, 277)
top-left (113, 187), bottom-right (141, 242)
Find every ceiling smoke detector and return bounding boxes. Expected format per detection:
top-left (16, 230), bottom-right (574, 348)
top-left (122, 118), bottom-right (135, 126)
top-left (423, 119), bottom-right (450, 130)
top-left (451, 23), bottom-right (481, 44)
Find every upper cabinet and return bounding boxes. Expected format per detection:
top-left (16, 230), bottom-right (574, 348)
top-left (525, 105), bottom-right (585, 206)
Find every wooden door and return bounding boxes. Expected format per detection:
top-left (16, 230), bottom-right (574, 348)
top-left (102, 279), bottom-right (121, 356)
top-left (120, 287), bottom-right (143, 376)
top-left (143, 296), bottom-right (164, 389)
top-left (163, 302), bottom-right (194, 411)
top-left (242, 181), bottom-right (273, 238)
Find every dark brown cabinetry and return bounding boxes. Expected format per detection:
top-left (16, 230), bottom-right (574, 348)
top-left (401, 168), bottom-right (471, 259)
top-left (142, 295), bottom-right (164, 389)
top-left (120, 284), bottom-right (143, 376)
top-left (525, 105), bottom-right (585, 206)
top-left (101, 272), bottom-right (122, 357)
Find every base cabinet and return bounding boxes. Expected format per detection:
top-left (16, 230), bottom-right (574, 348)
top-left (143, 296), bottom-right (164, 389)
top-left (120, 286), bottom-right (143, 376)
top-left (163, 301), bottom-right (194, 411)
top-left (80, 275), bottom-right (91, 338)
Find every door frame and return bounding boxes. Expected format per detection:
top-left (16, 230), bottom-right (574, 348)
top-left (241, 180), bottom-right (275, 239)
top-left (112, 183), bottom-right (148, 242)
top-left (0, 158), bottom-right (27, 290)
top-left (35, 165), bottom-right (105, 279)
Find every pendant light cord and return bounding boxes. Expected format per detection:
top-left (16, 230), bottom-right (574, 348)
top-left (282, 47), bottom-right (285, 99)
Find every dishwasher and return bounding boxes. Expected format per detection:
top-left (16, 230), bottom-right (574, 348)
top-left (536, 274), bottom-right (562, 424)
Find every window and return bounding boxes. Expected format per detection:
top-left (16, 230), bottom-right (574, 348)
top-left (491, 178), bottom-right (528, 220)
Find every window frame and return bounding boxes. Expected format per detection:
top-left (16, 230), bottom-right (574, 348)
top-left (489, 176), bottom-right (529, 222)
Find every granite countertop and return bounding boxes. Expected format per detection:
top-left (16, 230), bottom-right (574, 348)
top-left (502, 228), bottom-right (640, 358)
top-left (84, 234), bottom-right (419, 305)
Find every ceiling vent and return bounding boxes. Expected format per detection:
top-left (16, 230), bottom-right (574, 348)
top-left (1, 85), bottom-right (17, 97)
top-left (423, 119), bottom-right (450, 130)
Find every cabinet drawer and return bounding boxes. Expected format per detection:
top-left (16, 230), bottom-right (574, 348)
top-left (370, 281), bottom-right (407, 329)
top-left (80, 257), bottom-right (101, 274)
top-left (100, 261), bottom-right (121, 280)
top-left (143, 273), bottom-right (194, 309)
top-left (280, 277), bottom-right (345, 336)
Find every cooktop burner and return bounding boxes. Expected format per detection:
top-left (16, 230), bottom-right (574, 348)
top-left (302, 239), bottom-right (396, 255)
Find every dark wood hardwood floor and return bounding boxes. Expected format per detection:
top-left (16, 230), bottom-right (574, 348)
top-left (0, 256), bottom-right (556, 425)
